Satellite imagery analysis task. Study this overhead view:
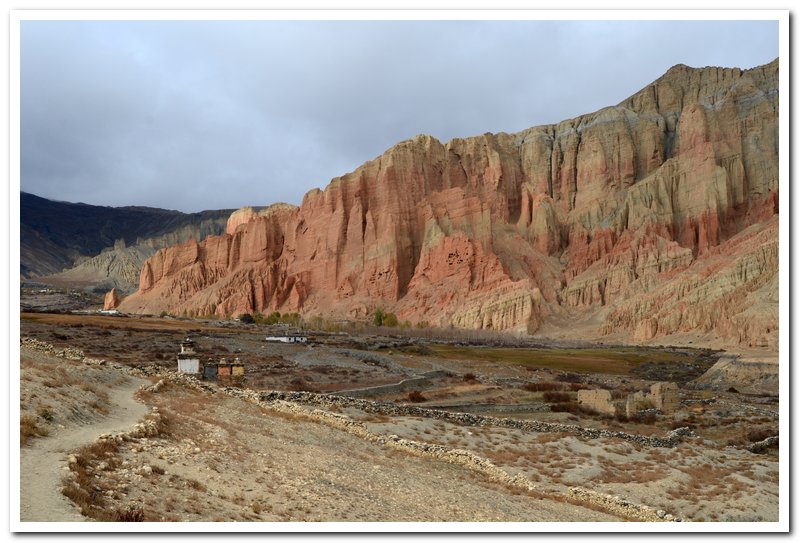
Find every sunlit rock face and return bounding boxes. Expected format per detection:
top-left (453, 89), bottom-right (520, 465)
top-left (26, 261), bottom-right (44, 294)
top-left (119, 60), bottom-right (779, 349)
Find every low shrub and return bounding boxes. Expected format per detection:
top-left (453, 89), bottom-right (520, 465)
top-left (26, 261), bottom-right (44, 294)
top-left (543, 391), bottom-right (571, 403)
top-left (382, 313), bottom-right (399, 327)
top-left (288, 377), bottom-right (318, 393)
top-left (746, 427), bottom-right (776, 443)
top-left (116, 507), bottom-right (145, 522)
top-left (567, 383), bottom-right (591, 391)
top-left (522, 381), bottom-right (563, 392)
top-left (630, 411), bottom-right (658, 424)
top-left (407, 391), bottom-right (427, 403)
top-left (20, 415), bottom-right (48, 445)
top-left (38, 407), bottom-right (55, 422)
top-left (556, 373), bottom-right (583, 384)
top-left (550, 402), bottom-right (594, 415)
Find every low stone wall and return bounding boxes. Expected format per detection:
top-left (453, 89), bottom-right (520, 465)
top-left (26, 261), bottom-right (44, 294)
top-left (21, 336), bottom-right (85, 360)
top-left (334, 370), bottom-right (450, 398)
top-left (423, 403), bottom-right (550, 415)
top-left (650, 382), bottom-right (680, 413)
top-left (258, 390), bottom-right (694, 449)
top-left (747, 435), bottom-right (779, 454)
top-left (567, 487), bottom-right (680, 522)
top-left (577, 389), bottom-right (616, 415)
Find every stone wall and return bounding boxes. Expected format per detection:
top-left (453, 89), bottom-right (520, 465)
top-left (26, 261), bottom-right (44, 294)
top-left (335, 370), bottom-right (449, 398)
top-left (576, 389), bottom-right (617, 416)
top-left (625, 391), bottom-right (652, 418)
top-left (650, 382), bottom-right (680, 414)
top-left (576, 382), bottom-right (680, 418)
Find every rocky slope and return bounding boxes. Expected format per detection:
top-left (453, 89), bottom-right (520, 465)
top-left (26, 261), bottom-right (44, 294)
top-left (21, 192), bottom-right (233, 291)
top-left (119, 60), bottom-right (779, 351)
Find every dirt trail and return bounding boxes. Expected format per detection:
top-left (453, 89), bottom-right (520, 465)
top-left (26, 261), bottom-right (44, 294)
top-left (20, 377), bottom-right (149, 522)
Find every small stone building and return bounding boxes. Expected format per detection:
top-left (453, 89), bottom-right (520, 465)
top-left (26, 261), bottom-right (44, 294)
top-left (578, 381), bottom-right (681, 418)
top-left (649, 382), bottom-right (680, 414)
top-left (625, 391), bottom-right (652, 418)
top-left (203, 364), bottom-right (217, 380)
top-left (177, 338), bottom-right (200, 374)
top-left (576, 389), bottom-right (617, 415)
top-left (212, 357), bottom-right (245, 382)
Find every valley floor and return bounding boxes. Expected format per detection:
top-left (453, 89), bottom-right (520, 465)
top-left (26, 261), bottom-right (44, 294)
top-left (17, 315), bottom-right (780, 526)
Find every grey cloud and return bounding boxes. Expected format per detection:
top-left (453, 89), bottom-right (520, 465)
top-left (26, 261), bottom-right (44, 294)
top-left (20, 19), bottom-right (778, 212)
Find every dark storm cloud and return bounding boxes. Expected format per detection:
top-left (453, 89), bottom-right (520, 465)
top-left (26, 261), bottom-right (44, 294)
top-left (20, 19), bottom-right (778, 212)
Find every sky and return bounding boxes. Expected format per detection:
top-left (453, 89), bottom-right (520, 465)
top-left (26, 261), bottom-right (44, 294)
top-left (20, 18), bottom-right (779, 213)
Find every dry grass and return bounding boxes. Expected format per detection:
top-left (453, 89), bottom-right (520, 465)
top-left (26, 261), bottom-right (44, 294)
top-left (115, 507), bottom-right (145, 522)
top-left (21, 312), bottom-right (256, 334)
top-left (60, 410), bottom-right (170, 521)
top-left (522, 381), bottom-right (564, 392)
top-left (20, 415), bottom-right (49, 446)
top-left (186, 479), bottom-right (206, 492)
top-left (549, 401), bottom-right (596, 416)
top-left (590, 459), bottom-right (669, 484)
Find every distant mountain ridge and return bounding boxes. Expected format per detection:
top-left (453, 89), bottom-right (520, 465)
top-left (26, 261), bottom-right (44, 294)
top-left (20, 192), bottom-right (233, 291)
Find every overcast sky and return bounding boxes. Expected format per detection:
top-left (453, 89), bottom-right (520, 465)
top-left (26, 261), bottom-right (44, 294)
top-left (20, 19), bottom-right (778, 213)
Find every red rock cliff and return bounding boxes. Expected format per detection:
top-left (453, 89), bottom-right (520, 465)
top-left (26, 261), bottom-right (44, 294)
top-left (118, 59), bottom-right (779, 349)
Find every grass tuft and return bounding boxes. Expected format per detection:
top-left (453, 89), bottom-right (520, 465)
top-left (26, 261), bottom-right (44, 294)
top-left (20, 415), bottom-right (48, 446)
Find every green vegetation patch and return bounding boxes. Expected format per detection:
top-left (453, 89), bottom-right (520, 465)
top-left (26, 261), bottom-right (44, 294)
top-left (428, 344), bottom-right (701, 376)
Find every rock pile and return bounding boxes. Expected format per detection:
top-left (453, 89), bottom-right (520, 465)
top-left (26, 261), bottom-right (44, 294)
top-left (747, 435), bottom-right (778, 454)
top-left (21, 336), bottom-right (84, 360)
top-left (95, 408), bottom-right (164, 445)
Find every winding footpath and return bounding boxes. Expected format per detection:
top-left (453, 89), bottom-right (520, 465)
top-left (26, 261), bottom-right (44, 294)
top-left (19, 377), bottom-right (149, 523)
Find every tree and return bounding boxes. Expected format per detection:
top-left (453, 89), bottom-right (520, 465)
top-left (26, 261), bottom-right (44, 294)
top-left (372, 308), bottom-right (385, 327)
top-left (383, 312), bottom-right (398, 327)
top-left (265, 311), bottom-right (281, 325)
top-left (238, 313), bottom-right (255, 324)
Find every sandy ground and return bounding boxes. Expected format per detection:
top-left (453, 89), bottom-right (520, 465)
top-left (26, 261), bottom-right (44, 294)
top-left (347, 413), bottom-right (779, 522)
top-left (121, 382), bottom-right (621, 522)
top-left (20, 378), bottom-right (148, 521)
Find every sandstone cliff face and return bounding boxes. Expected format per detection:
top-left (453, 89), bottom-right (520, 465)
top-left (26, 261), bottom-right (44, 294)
top-left (103, 288), bottom-right (122, 310)
top-left (119, 59), bottom-right (779, 350)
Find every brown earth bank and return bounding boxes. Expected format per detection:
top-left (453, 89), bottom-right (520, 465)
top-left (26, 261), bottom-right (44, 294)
top-left (117, 60), bottom-right (779, 354)
top-left (18, 316), bottom-right (779, 524)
